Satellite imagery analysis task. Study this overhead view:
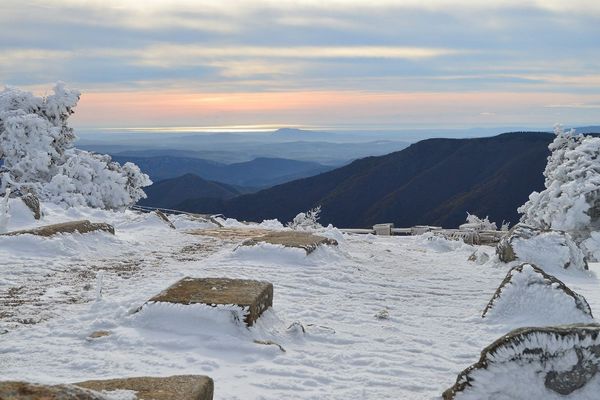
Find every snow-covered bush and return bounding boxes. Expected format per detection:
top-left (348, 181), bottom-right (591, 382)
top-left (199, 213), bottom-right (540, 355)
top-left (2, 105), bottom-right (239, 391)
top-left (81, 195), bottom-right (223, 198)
top-left (0, 84), bottom-right (151, 209)
top-left (459, 212), bottom-right (498, 231)
top-left (518, 124), bottom-right (600, 241)
top-left (288, 206), bottom-right (322, 230)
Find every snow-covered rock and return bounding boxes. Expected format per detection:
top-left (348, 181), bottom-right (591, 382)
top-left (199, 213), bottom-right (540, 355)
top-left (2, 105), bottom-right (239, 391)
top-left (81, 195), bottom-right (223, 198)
top-left (19, 192), bottom-right (41, 220)
top-left (443, 324), bottom-right (600, 399)
top-left (482, 264), bottom-right (593, 325)
top-left (496, 223), bottom-right (588, 272)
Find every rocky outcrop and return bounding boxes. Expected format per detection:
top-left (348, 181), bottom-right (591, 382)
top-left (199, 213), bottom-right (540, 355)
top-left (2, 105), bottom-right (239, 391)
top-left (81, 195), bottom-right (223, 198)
top-left (496, 223), bottom-right (588, 271)
top-left (482, 263), bottom-right (593, 322)
top-left (242, 231), bottom-right (338, 254)
top-left (443, 324), bottom-right (600, 399)
top-left (145, 277), bottom-right (273, 326)
top-left (19, 193), bottom-right (41, 220)
top-left (2, 220), bottom-right (114, 237)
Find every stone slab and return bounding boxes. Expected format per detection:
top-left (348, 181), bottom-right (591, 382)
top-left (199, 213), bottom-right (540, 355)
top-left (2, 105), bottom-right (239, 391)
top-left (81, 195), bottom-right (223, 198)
top-left (76, 375), bottom-right (214, 400)
top-left (2, 220), bottom-right (114, 237)
top-left (148, 277), bottom-right (273, 326)
top-left (0, 381), bottom-right (111, 399)
top-left (241, 231), bottom-right (338, 254)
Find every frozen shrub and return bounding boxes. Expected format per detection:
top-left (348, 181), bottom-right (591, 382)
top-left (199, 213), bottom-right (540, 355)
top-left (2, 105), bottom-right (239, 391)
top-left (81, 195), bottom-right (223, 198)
top-left (288, 206), bottom-right (322, 230)
top-left (459, 213), bottom-right (498, 231)
top-left (0, 84), bottom-right (151, 209)
top-left (518, 124), bottom-right (600, 259)
top-left (519, 124), bottom-right (600, 238)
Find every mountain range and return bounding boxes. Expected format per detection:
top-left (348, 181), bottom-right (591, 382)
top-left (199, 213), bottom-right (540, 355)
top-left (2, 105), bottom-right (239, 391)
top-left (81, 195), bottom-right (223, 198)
top-left (111, 156), bottom-right (332, 187)
top-left (138, 174), bottom-right (241, 209)
top-left (175, 132), bottom-right (555, 228)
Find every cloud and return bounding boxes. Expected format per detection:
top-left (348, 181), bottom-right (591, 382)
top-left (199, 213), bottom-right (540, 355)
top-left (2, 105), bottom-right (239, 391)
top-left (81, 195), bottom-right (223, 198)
top-left (129, 44), bottom-right (467, 68)
top-left (545, 103), bottom-right (600, 109)
top-left (1, 0), bottom-right (599, 128)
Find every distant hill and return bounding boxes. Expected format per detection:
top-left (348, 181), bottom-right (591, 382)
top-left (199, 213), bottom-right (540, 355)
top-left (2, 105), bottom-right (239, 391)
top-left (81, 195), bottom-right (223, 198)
top-left (111, 156), bottom-right (333, 188)
top-left (138, 174), bottom-right (241, 209)
top-left (177, 132), bottom-right (553, 228)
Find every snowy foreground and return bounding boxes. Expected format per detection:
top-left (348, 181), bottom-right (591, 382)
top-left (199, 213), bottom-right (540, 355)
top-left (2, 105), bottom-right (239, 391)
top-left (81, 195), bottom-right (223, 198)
top-left (1, 203), bottom-right (600, 399)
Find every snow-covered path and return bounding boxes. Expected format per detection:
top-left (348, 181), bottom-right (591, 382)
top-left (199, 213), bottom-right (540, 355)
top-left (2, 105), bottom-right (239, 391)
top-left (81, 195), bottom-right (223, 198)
top-left (1, 206), bottom-right (599, 399)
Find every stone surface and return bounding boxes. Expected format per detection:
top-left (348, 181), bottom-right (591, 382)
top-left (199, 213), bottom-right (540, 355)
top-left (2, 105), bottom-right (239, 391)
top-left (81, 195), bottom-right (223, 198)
top-left (2, 220), bottom-right (115, 237)
top-left (153, 210), bottom-right (176, 229)
top-left (0, 381), bottom-right (107, 399)
top-left (241, 230), bottom-right (338, 254)
top-left (482, 263), bottom-right (593, 319)
top-left (496, 223), bottom-right (588, 270)
top-left (442, 324), bottom-right (600, 399)
top-left (147, 277), bottom-right (273, 326)
top-left (76, 375), bottom-right (214, 400)
top-left (87, 330), bottom-right (111, 339)
top-left (20, 193), bottom-right (41, 220)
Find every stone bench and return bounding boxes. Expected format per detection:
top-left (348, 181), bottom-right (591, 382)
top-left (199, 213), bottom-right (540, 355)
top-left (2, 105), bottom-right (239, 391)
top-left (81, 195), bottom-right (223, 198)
top-left (145, 277), bottom-right (273, 326)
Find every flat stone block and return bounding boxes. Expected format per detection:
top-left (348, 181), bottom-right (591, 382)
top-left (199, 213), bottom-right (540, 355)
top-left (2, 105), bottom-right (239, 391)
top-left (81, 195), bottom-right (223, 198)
top-left (2, 220), bottom-right (114, 237)
top-left (0, 381), bottom-right (113, 399)
top-left (373, 223), bottom-right (394, 236)
top-left (76, 375), bottom-right (214, 400)
top-left (242, 231), bottom-right (337, 254)
top-left (148, 277), bottom-right (273, 326)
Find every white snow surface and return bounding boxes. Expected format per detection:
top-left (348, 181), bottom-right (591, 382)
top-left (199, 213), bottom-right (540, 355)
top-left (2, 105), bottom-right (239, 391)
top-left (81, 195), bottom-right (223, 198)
top-left (1, 204), bottom-right (600, 399)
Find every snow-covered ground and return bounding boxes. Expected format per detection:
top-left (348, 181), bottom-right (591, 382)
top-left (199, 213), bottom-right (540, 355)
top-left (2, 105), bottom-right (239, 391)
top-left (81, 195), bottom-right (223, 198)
top-left (1, 202), bottom-right (599, 399)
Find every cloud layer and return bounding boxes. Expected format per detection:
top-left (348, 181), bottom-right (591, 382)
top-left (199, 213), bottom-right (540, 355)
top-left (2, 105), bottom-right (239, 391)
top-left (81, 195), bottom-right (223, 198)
top-left (1, 0), bottom-right (599, 129)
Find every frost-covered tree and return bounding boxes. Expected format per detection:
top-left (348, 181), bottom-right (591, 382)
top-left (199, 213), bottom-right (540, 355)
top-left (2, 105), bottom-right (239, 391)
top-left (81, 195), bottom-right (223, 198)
top-left (518, 124), bottom-right (600, 242)
top-left (0, 83), bottom-right (151, 209)
top-left (288, 206), bottom-right (322, 230)
top-left (460, 212), bottom-right (498, 231)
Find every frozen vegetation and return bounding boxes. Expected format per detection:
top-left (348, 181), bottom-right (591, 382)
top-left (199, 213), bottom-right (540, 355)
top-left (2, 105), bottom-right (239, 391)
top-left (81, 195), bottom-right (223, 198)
top-left (0, 84), bottom-right (151, 210)
top-left (519, 124), bottom-right (600, 259)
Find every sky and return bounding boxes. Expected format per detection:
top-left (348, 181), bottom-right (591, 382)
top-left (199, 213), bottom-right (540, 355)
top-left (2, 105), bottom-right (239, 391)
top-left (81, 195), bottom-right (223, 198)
top-left (1, 0), bottom-right (599, 131)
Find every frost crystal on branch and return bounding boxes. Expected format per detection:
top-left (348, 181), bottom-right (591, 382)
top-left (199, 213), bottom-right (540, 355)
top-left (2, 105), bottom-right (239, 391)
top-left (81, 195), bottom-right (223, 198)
top-left (0, 84), bottom-right (151, 209)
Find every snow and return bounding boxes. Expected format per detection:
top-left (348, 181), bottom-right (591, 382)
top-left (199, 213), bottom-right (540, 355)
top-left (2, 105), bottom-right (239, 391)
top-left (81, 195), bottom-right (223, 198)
top-left (1, 204), bottom-right (600, 399)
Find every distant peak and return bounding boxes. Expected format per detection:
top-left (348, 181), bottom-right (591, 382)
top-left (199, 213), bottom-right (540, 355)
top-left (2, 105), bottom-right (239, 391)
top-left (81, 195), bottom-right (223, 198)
top-left (273, 128), bottom-right (305, 135)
